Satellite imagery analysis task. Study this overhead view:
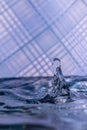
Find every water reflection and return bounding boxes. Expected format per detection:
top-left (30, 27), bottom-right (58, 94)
top-left (0, 58), bottom-right (87, 129)
top-left (0, 76), bottom-right (87, 130)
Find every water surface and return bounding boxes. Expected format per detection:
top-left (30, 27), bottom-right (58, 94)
top-left (1, 76), bottom-right (87, 130)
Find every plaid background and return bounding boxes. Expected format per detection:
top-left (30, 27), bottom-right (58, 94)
top-left (0, 0), bottom-right (87, 77)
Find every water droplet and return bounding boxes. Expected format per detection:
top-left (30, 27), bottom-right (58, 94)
top-left (52, 58), bottom-right (61, 76)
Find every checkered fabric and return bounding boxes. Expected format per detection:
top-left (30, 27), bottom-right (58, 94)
top-left (0, 0), bottom-right (87, 77)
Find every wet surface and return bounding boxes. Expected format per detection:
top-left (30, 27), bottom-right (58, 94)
top-left (0, 76), bottom-right (87, 130)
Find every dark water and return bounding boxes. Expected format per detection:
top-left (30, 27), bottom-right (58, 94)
top-left (1, 76), bottom-right (87, 130)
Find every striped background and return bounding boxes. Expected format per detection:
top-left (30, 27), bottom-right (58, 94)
top-left (0, 0), bottom-right (87, 77)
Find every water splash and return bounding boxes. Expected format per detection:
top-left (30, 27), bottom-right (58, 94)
top-left (51, 58), bottom-right (87, 102)
top-left (51, 58), bottom-right (70, 99)
top-left (1, 67), bottom-right (87, 128)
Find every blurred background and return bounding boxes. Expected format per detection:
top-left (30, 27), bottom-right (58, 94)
top-left (0, 0), bottom-right (87, 77)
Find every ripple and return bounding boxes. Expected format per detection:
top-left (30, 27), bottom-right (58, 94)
top-left (0, 77), bottom-right (87, 130)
